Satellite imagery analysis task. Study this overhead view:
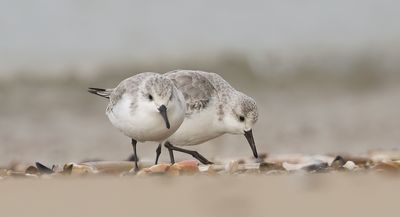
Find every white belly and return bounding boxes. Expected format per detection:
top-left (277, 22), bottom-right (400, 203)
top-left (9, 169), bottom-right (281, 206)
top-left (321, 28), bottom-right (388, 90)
top-left (167, 107), bottom-right (224, 146)
top-left (107, 96), bottom-right (185, 142)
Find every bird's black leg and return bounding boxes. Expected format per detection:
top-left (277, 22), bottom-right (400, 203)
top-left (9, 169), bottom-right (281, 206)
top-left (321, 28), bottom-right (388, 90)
top-left (164, 142), bottom-right (213, 165)
top-left (154, 143), bottom-right (162, 165)
top-left (164, 142), bottom-right (175, 164)
top-left (131, 139), bottom-right (139, 172)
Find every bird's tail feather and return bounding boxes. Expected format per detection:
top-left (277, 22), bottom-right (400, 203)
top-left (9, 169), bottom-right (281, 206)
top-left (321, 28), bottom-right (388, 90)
top-left (88, 87), bottom-right (112, 99)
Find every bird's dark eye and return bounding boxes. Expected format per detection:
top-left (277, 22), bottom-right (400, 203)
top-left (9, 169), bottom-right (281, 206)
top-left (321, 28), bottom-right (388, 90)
top-left (148, 94), bottom-right (153, 101)
top-left (239, 116), bottom-right (245, 122)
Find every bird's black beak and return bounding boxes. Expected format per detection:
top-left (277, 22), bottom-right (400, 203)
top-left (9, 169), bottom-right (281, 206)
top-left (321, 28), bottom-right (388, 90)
top-left (244, 129), bottom-right (258, 158)
top-left (158, 105), bottom-right (170, 129)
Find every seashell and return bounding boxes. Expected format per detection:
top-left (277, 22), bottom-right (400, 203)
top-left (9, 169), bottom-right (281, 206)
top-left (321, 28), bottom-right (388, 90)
top-left (370, 154), bottom-right (391, 163)
top-left (260, 162), bottom-right (284, 171)
top-left (198, 165), bottom-right (218, 175)
top-left (51, 165), bottom-right (64, 173)
top-left (35, 162), bottom-right (53, 174)
top-left (282, 162), bottom-right (304, 171)
top-left (372, 162), bottom-right (400, 172)
top-left (339, 155), bottom-right (370, 166)
top-left (343, 161), bottom-right (358, 170)
top-left (136, 168), bottom-right (151, 176)
top-left (65, 163), bottom-right (97, 175)
top-left (208, 164), bottom-right (225, 171)
top-left (166, 164), bottom-right (181, 176)
top-left (312, 155), bottom-right (335, 165)
top-left (240, 163), bottom-right (260, 170)
top-left (198, 165), bottom-right (211, 172)
top-left (135, 164), bottom-right (171, 176)
top-left (225, 160), bottom-right (239, 174)
top-left (330, 156), bottom-right (346, 169)
top-left (62, 164), bottom-right (74, 175)
top-left (148, 164), bottom-right (170, 173)
top-left (283, 161), bottom-right (328, 172)
top-left (302, 162), bottom-right (328, 172)
top-left (368, 149), bottom-right (400, 162)
top-left (173, 160), bottom-right (199, 174)
top-left (25, 166), bottom-right (39, 175)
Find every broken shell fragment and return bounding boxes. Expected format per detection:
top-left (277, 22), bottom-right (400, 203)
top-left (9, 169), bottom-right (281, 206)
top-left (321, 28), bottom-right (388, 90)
top-left (35, 162), bottom-right (53, 174)
top-left (173, 160), bottom-right (199, 174)
top-left (148, 164), bottom-right (170, 173)
top-left (225, 160), bottom-right (240, 174)
top-left (62, 164), bottom-right (74, 175)
top-left (25, 166), bottom-right (39, 175)
top-left (136, 164), bottom-right (171, 176)
top-left (65, 163), bottom-right (97, 175)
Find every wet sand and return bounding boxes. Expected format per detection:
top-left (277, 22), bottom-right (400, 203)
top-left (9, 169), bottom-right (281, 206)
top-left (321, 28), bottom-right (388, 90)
top-left (0, 174), bottom-right (398, 217)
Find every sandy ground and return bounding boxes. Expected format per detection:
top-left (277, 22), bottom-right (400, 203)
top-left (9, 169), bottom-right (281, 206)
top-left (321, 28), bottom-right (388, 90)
top-left (0, 174), bottom-right (398, 217)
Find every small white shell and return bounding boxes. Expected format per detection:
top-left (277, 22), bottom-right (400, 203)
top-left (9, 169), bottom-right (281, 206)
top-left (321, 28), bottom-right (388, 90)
top-left (343, 161), bottom-right (358, 170)
top-left (225, 160), bottom-right (239, 174)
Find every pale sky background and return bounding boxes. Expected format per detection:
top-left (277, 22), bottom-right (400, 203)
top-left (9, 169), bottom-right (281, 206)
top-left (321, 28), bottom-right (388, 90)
top-left (1, 0), bottom-right (400, 80)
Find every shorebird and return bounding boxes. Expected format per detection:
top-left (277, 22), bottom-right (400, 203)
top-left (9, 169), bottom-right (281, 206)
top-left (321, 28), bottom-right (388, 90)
top-left (88, 72), bottom-right (186, 171)
top-left (155, 70), bottom-right (259, 164)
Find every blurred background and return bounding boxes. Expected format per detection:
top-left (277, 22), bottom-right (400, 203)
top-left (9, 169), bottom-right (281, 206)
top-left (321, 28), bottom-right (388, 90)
top-left (1, 0), bottom-right (399, 165)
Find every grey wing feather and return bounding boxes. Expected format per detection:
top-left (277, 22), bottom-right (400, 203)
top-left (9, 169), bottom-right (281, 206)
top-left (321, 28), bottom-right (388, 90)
top-left (165, 70), bottom-right (217, 115)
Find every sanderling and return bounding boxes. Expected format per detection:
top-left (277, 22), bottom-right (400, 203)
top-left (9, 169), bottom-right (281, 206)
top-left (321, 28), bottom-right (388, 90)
top-left (156, 70), bottom-right (259, 164)
top-left (88, 72), bottom-right (186, 171)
